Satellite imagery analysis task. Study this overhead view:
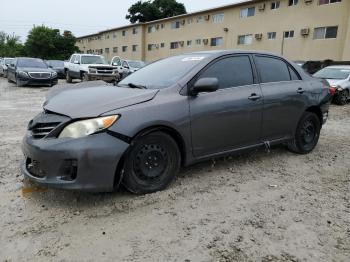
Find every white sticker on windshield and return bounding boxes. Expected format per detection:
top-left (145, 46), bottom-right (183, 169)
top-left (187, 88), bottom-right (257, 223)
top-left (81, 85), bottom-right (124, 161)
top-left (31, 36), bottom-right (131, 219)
top-left (182, 57), bottom-right (205, 62)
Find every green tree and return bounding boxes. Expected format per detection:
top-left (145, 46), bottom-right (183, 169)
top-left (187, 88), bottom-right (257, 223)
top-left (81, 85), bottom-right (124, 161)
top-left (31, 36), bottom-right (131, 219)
top-left (0, 31), bottom-right (24, 57)
top-left (126, 0), bottom-right (187, 23)
top-left (24, 26), bottom-right (79, 60)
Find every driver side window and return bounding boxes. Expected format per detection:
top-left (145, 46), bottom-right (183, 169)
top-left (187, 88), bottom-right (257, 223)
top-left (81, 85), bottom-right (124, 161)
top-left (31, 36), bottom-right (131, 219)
top-left (198, 56), bottom-right (254, 89)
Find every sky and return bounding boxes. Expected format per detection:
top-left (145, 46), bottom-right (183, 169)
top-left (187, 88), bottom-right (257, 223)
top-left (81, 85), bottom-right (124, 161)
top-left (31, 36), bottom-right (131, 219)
top-left (0, 0), bottom-right (244, 42)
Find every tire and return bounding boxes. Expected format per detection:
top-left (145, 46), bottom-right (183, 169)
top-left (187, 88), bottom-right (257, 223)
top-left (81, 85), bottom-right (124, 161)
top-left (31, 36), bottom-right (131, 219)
top-left (122, 132), bottom-right (181, 194)
top-left (16, 77), bottom-right (23, 87)
top-left (333, 90), bottom-right (349, 106)
top-left (66, 70), bottom-right (72, 83)
top-left (82, 72), bottom-right (89, 82)
top-left (287, 112), bottom-right (321, 154)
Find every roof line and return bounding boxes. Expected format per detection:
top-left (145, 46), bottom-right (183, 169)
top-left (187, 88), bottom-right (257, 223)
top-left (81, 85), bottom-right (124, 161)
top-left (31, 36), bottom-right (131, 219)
top-left (76, 0), bottom-right (260, 39)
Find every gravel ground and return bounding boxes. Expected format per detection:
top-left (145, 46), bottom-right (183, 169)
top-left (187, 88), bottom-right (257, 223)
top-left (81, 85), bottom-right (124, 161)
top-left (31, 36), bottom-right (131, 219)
top-left (0, 77), bottom-right (349, 262)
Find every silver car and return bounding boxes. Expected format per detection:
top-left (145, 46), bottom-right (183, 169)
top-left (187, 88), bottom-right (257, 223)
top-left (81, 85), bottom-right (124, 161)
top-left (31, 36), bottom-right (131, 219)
top-left (313, 65), bottom-right (350, 105)
top-left (0, 57), bottom-right (14, 78)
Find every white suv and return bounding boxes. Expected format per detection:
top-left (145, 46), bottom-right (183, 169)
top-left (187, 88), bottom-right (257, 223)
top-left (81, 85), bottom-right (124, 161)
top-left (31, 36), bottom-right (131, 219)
top-left (65, 54), bottom-right (119, 83)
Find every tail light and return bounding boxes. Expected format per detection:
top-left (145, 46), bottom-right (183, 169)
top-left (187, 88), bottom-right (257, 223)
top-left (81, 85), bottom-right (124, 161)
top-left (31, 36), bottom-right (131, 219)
top-left (328, 86), bottom-right (336, 96)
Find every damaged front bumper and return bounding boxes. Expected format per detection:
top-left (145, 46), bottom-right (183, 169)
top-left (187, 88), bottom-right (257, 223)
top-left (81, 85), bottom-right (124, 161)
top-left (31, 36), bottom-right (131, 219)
top-left (21, 132), bottom-right (129, 192)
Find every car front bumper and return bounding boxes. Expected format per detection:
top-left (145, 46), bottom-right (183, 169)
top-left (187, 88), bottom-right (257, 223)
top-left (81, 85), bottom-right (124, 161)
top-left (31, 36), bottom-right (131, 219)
top-left (21, 132), bottom-right (129, 192)
top-left (17, 76), bottom-right (58, 86)
top-left (86, 73), bottom-right (119, 82)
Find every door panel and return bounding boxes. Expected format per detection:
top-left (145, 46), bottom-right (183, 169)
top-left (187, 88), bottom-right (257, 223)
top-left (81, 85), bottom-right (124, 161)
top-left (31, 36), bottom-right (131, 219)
top-left (189, 55), bottom-right (263, 157)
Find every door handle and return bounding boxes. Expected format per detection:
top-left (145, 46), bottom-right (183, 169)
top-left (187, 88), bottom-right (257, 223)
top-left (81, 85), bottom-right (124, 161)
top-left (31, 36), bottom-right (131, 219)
top-left (248, 93), bottom-right (261, 101)
top-left (297, 87), bottom-right (305, 94)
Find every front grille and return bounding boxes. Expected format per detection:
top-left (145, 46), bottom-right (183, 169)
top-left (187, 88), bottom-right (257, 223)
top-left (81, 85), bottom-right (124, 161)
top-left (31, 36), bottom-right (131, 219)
top-left (28, 72), bottom-right (51, 79)
top-left (91, 67), bottom-right (114, 74)
top-left (31, 122), bottom-right (61, 139)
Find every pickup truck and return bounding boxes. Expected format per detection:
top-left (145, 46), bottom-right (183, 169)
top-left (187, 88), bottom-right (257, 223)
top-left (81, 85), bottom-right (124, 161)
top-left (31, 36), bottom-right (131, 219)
top-left (65, 54), bottom-right (119, 83)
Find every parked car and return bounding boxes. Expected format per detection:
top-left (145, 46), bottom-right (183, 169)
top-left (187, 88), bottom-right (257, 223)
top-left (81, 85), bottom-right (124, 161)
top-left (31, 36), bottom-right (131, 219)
top-left (0, 57), bottom-right (14, 78)
top-left (46, 60), bottom-right (65, 78)
top-left (313, 66), bottom-right (350, 105)
top-left (7, 57), bottom-right (58, 87)
top-left (123, 60), bottom-right (146, 74)
top-left (110, 56), bottom-right (128, 79)
top-left (22, 51), bottom-right (332, 194)
top-left (65, 54), bottom-right (119, 83)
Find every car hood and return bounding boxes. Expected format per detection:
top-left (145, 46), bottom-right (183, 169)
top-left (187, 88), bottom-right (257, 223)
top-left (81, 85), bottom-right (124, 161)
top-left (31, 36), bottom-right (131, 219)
top-left (326, 79), bottom-right (349, 87)
top-left (44, 84), bottom-right (159, 118)
top-left (86, 64), bottom-right (117, 68)
top-left (17, 67), bottom-right (53, 72)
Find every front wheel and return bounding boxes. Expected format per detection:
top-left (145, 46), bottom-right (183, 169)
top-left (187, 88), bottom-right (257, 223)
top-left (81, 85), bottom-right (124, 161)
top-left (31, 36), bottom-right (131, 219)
top-left (66, 70), bottom-right (72, 83)
top-left (333, 90), bottom-right (349, 105)
top-left (287, 112), bottom-right (321, 154)
top-left (16, 77), bottom-right (23, 87)
top-left (122, 132), bottom-right (181, 194)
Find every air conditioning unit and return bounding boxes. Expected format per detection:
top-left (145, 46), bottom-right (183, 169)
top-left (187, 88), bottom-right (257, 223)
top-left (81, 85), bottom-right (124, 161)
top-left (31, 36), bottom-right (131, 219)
top-left (258, 3), bottom-right (266, 11)
top-left (179, 41), bottom-right (185, 46)
top-left (181, 20), bottom-right (186, 25)
top-left (155, 44), bottom-right (160, 49)
top-left (301, 28), bottom-right (310, 36)
top-left (223, 28), bottom-right (229, 32)
top-left (203, 39), bottom-right (209, 45)
top-left (304, 0), bottom-right (313, 4)
top-left (255, 33), bottom-right (263, 40)
top-left (204, 15), bottom-right (210, 21)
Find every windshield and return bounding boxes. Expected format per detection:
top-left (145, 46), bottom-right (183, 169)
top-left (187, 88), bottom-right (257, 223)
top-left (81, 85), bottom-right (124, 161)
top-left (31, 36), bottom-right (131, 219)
top-left (17, 58), bottom-right (47, 68)
top-left (4, 58), bottom-right (14, 65)
top-left (119, 54), bottom-right (210, 89)
top-left (81, 56), bottom-right (107, 65)
top-left (47, 60), bottom-right (64, 67)
top-left (127, 61), bottom-right (145, 68)
top-left (313, 68), bottom-right (350, 80)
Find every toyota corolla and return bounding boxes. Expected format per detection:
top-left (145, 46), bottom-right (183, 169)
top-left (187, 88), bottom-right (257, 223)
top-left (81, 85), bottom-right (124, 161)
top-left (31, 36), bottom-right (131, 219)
top-left (22, 51), bottom-right (332, 194)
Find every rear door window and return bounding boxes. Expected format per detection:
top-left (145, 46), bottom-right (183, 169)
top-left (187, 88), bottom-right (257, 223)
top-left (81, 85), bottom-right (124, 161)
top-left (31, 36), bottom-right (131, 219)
top-left (255, 56), bottom-right (291, 83)
top-left (198, 55), bottom-right (254, 89)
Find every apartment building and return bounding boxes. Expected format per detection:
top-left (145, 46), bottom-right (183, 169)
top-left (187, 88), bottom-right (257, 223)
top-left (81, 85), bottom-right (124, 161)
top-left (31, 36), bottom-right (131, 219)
top-left (76, 0), bottom-right (350, 62)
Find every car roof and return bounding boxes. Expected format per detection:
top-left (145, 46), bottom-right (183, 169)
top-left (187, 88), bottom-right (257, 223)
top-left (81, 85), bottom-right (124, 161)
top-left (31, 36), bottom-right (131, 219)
top-left (188, 49), bottom-right (278, 56)
top-left (73, 53), bottom-right (102, 56)
top-left (324, 65), bottom-right (350, 69)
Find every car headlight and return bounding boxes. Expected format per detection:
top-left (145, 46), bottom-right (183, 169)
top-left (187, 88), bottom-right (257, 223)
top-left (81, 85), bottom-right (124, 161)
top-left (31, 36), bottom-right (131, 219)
top-left (58, 115), bottom-right (119, 139)
top-left (89, 68), bottom-right (97, 74)
top-left (18, 71), bottom-right (28, 77)
top-left (51, 71), bottom-right (57, 78)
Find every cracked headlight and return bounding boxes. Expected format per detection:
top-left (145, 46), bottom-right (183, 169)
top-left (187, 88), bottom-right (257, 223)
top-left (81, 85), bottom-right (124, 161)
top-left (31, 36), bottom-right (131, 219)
top-left (58, 115), bottom-right (119, 139)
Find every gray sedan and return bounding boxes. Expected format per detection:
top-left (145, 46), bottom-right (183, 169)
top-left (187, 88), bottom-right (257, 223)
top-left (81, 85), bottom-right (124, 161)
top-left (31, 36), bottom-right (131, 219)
top-left (0, 57), bottom-right (14, 77)
top-left (22, 50), bottom-right (332, 194)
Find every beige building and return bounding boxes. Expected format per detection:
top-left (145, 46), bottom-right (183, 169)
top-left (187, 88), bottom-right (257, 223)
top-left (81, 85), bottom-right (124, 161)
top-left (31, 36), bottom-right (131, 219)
top-left (76, 0), bottom-right (350, 62)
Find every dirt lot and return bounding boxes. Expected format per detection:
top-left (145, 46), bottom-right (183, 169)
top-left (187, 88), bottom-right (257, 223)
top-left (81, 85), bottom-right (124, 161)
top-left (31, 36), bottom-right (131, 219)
top-left (0, 77), bottom-right (349, 262)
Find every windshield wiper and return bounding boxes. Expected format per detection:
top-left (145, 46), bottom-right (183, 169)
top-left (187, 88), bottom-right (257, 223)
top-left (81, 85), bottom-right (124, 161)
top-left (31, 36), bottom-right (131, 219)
top-left (127, 83), bottom-right (147, 89)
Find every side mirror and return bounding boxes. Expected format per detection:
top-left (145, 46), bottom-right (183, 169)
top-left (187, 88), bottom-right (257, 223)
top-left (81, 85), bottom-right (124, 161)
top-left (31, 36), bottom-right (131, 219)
top-left (190, 77), bottom-right (219, 95)
top-left (5, 63), bottom-right (10, 67)
top-left (73, 61), bottom-right (80, 64)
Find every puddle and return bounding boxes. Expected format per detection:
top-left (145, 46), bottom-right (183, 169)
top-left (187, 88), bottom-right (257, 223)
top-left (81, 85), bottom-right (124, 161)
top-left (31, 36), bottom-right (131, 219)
top-left (21, 186), bottom-right (48, 196)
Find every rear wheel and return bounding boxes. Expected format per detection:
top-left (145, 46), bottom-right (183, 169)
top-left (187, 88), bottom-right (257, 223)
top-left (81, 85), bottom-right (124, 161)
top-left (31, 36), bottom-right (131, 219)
top-left (333, 90), bottom-right (349, 105)
top-left (122, 132), bottom-right (181, 194)
top-left (66, 70), bottom-right (72, 83)
top-left (287, 112), bottom-right (321, 154)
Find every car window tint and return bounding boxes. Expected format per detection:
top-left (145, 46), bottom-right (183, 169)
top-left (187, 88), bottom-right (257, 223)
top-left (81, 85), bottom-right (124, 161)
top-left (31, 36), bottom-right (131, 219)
top-left (289, 66), bottom-right (300, 80)
top-left (255, 56), bottom-right (291, 83)
top-left (199, 56), bottom-right (254, 89)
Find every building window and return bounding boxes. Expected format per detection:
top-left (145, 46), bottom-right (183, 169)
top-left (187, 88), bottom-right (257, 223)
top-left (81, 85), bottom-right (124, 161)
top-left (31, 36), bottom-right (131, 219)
top-left (113, 33), bottom-right (117, 38)
top-left (267, 32), bottom-right (277, 39)
top-left (240, 7), bottom-right (255, 18)
top-left (170, 42), bottom-right (179, 49)
top-left (132, 45), bottom-right (138, 52)
top-left (105, 48), bottom-right (110, 53)
top-left (171, 21), bottom-right (181, 29)
top-left (187, 40), bottom-right (192, 46)
top-left (133, 28), bottom-right (138, 34)
top-left (105, 34), bottom-right (110, 39)
top-left (160, 23), bottom-right (165, 29)
top-left (161, 43), bottom-right (165, 48)
top-left (284, 30), bottom-right (294, 38)
top-left (196, 16), bottom-right (203, 23)
top-left (238, 34), bottom-right (253, 45)
top-left (187, 18), bottom-right (193, 24)
top-left (113, 47), bottom-right (118, 53)
top-left (195, 39), bottom-right (202, 45)
top-left (212, 13), bottom-right (224, 23)
top-left (122, 30), bottom-right (127, 36)
top-left (148, 44), bottom-right (157, 51)
top-left (210, 37), bottom-right (224, 46)
top-left (122, 46), bottom-right (128, 52)
top-left (148, 25), bottom-right (156, 33)
top-left (314, 26), bottom-right (338, 39)
top-left (271, 1), bottom-right (280, 9)
top-left (319, 0), bottom-right (341, 4)
top-left (288, 0), bottom-right (298, 6)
